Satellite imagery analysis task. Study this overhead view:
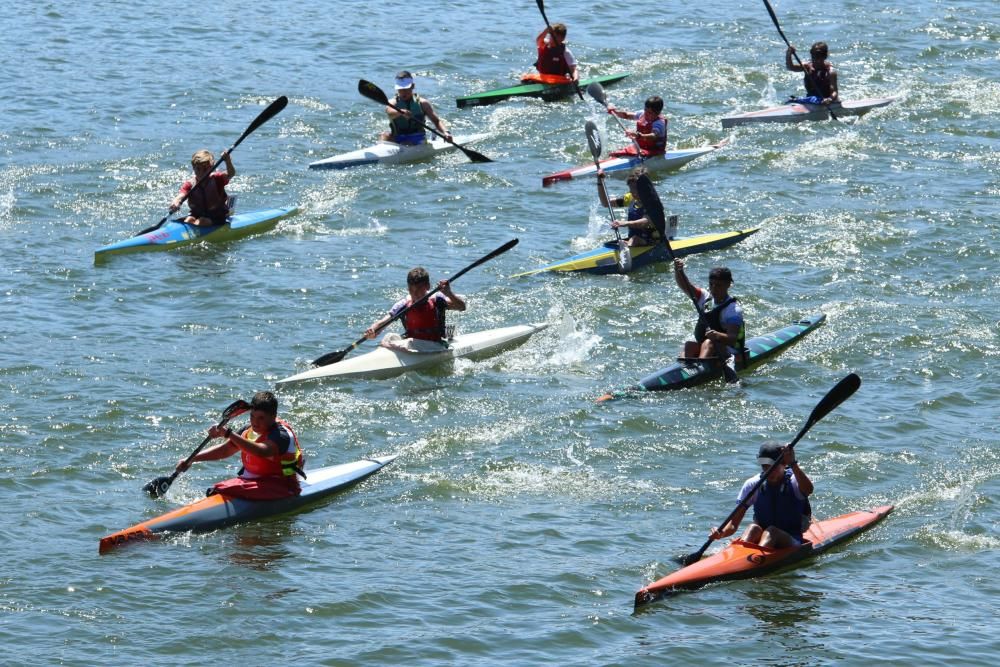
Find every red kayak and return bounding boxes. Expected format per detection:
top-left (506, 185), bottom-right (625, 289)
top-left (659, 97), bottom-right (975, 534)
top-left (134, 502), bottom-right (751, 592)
top-left (635, 505), bottom-right (894, 609)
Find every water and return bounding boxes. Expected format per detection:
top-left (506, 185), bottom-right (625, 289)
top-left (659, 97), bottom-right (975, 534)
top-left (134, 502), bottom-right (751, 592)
top-left (2, 0), bottom-right (998, 664)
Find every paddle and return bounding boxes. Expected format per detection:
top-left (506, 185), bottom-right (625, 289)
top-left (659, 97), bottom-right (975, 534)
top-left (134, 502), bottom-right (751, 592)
top-left (635, 174), bottom-right (738, 383)
top-left (585, 121), bottom-right (631, 272)
top-left (678, 373), bottom-right (861, 566)
top-left (358, 79), bottom-right (492, 163)
top-left (761, 0), bottom-right (838, 122)
top-left (534, 0), bottom-right (585, 101)
top-left (136, 96), bottom-right (289, 237)
top-left (312, 239), bottom-right (519, 367)
top-left (143, 399), bottom-right (251, 498)
top-left (585, 82), bottom-right (644, 160)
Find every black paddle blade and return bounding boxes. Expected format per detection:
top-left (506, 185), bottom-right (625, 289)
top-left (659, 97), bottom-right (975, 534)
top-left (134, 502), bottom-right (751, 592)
top-left (586, 82), bottom-right (607, 106)
top-left (634, 174), bottom-right (671, 258)
top-left (144, 476), bottom-right (172, 498)
top-left (803, 373), bottom-right (861, 432)
top-left (222, 399), bottom-right (252, 421)
top-left (358, 79), bottom-right (390, 105)
top-left (461, 146), bottom-right (493, 164)
top-left (313, 347), bottom-right (350, 367)
top-left (238, 95), bottom-right (289, 146)
top-left (585, 120), bottom-right (603, 160)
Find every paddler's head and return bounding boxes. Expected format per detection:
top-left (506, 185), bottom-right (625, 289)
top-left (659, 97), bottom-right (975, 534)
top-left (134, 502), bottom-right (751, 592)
top-left (550, 23), bottom-right (567, 44)
top-left (642, 96), bottom-right (664, 122)
top-left (809, 42), bottom-right (829, 64)
top-left (757, 441), bottom-right (788, 484)
top-left (191, 149), bottom-right (214, 178)
top-left (248, 391), bottom-right (278, 436)
top-left (625, 166), bottom-right (648, 201)
top-left (394, 70), bottom-right (416, 101)
top-left (406, 266), bottom-right (431, 300)
top-left (707, 266), bottom-right (733, 301)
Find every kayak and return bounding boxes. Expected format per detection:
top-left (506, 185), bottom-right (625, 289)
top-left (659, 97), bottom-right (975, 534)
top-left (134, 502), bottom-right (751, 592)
top-left (277, 322), bottom-right (549, 385)
top-left (597, 313), bottom-right (826, 401)
top-left (721, 97), bottom-right (897, 128)
top-left (634, 505), bottom-right (894, 609)
top-left (542, 141), bottom-right (727, 187)
top-left (511, 228), bottom-right (759, 277)
top-left (94, 207), bottom-right (296, 262)
top-left (99, 455), bottom-right (397, 554)
top-left (456, 72), bottom-right (630, 108)
top-left (308, 134), bottom-right (489, 170)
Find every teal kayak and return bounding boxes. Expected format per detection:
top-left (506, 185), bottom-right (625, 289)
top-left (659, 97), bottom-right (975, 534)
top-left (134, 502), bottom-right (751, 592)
top-left (94, 207), bottom-right (297, 262)
top-left (598, 313), bottom-right (826, 401)
top-left (456, 73), bottom-right (629, 108)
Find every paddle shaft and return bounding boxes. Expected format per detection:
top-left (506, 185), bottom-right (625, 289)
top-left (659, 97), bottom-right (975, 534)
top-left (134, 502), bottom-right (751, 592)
top-left (681, 373), bottom-right (861, 564)
top-left (358, 80), bottom-right (491, 163)
top-left (137, 96), bottom-right (289, 236)
top-left (585, 83), bottom-right (645, 161)
top-left (762, 0), bottom-right (838, 120)
top-left (144, 399), bottom-right (250, 497)
top-left (584, 121), bottom-right (623, 244)
top-left (313, 239), bottom-right (519, 367)
top-left (535, 0), bottom-right (585, 101)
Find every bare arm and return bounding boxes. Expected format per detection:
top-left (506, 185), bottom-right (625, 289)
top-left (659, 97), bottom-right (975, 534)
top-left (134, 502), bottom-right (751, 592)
top-left (673, 259), bottom-right (698, 300)
top-left (711, 503), bottom-right (748, 540)
top-left (421, 100), bottom-right (450, 138)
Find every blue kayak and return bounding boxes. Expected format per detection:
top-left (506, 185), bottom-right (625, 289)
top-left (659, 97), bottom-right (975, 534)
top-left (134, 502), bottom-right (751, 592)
top-left (94, 207), bottom-right (297, 262)
top-left (598, 313), bottom-right (826, 401)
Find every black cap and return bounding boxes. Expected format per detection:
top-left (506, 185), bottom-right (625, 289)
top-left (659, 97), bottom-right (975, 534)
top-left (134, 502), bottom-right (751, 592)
top-left (757, 441), bottom-right (785, 465)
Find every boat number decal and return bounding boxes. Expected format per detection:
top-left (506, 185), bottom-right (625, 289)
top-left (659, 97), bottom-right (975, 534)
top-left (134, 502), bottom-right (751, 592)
top-left (746, 553), bottom-right (766, 565)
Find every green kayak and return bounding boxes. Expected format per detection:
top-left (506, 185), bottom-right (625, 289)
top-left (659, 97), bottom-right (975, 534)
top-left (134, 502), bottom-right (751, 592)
top-left (456, 73), bottom-right (629, 108)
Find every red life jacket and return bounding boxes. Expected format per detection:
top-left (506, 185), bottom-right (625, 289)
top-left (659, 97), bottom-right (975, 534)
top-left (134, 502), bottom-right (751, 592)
top-left (182, 172), bottom-right (230, 219)
top-left (239, 418), bottom-right (304, 482)
top-left (636, 114), bottom-right (667, 154)
top-left (403, 297), bottom-right (447, 341)
top-left (535, 36), bottom-right (571, 77)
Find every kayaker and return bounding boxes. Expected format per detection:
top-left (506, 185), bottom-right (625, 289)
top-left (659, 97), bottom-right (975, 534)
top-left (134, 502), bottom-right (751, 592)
top-left (785, 42), bottom-right (839, 106)
top-left (175, 391), bottom-right (305, 500)
top-left (606, 96), bottom-right (668, 157)
top-left (532, 23), bottom-right (579, 84)
top-left (708, 442), bottom-right (814, 549)
top-left (596, 167), bottom-right (664, 247)
top-left (168, 149), bottom-right (236, 226)
top-left (380, 71), bottom-right (452, 146)
top-left (673, 259), bottom-right (745, 365)
top-left (364, 267), bottom-right (467, 351)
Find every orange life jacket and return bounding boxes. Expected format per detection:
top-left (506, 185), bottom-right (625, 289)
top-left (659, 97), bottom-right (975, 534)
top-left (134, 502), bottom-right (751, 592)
top-left (239, 418), bottom-right (304, 480)
top-left (636, 114), bottom-right (667, 154)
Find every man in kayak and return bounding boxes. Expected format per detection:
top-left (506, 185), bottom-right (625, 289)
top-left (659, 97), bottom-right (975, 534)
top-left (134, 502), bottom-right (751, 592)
top-left (785, 42), bottom-right (839, 106)
top-left (380, 71), bottom-right (452, 146)
top-left (673, 259), bottom-right (745, 366)
top-left (364, 267), bottom-right (467, 351)
top-left (168, 149), bottom-right (236, 226)
top-left (175, 391), bottom-right (305, 500)
top-left (531, 23), bottom-right (579, 84)
top-left (709, 442), bottom-right (814, 548)
top-left (606, 96), bottom-right (667, 157)
top-left (596, 167), bottom-right (668, 247)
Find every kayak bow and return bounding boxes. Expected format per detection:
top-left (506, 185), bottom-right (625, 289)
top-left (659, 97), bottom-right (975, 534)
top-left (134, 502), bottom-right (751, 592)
top-left (308, 134), bottom-right (489, 170)
top-left (598, 313), bottom-right (826, 401)
top-left (278, 323), bottom-right (549, 385)
top-left (542, 142), bottom-right (727, 187)
top-left (94, 207), bottom-right (296, 262)
top-left (99, 455), bottom-right (397, 554)
top-left (634, 505), bottom-right (894, 609)
top-left (512, 228), bottom-right (759, 277)
top-left (721, 97), bottom-right (897, 128)
top-left (456, 73), bottom-right (629, 108)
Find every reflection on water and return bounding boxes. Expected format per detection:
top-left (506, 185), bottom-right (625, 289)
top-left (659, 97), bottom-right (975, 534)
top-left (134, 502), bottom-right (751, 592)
top-left (223, 520), bottom-right (295, 573)
top-left (742, 578), bottom-right (823, 630)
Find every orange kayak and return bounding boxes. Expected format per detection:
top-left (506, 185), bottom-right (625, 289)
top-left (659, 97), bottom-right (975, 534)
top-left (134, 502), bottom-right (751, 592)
top-left (635, 505), bottom-right (894, 609)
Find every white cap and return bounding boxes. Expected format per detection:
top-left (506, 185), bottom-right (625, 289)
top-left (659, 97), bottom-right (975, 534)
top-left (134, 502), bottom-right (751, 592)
top-left (394, 76), bottom-right (415, 90)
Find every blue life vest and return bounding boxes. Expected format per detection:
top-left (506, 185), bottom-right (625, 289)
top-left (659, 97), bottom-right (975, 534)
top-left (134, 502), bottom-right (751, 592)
top-left (752, 468), bottom-right (809, 539)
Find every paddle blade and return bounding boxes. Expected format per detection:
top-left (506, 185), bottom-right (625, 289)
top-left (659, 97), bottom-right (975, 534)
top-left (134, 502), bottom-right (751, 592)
top-left (585, 120), bottom-right (603, 161)
top-left (458, 144), bottom-right (493, 163)
top-left (586, 81), bottom-right (607, 106)
top-left (358, 79), bottom-right (390, 106)
top-left (802, 373), bottom-right (861, 433)
top-left (222, 399), bottom-right (251, 421)
top-left (143, 476), bottom-right (172, 498)
top-left (238, 95), bottom-right (288, 145)
top-left (634, 174), bottom-right (673, 259)
top-left (313, 347), bottom-right (350, 367)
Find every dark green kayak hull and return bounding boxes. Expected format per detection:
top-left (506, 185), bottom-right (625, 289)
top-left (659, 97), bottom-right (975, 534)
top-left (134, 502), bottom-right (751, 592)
top-left (456, 73), bottom-right (630, 108)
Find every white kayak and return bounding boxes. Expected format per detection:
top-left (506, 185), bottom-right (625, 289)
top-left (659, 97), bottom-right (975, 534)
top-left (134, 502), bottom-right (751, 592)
top-left (542, 142), bottom-right (727, 187)
top-left (277, 323), bottom-right (549, 384)
top-left (721, 97), bottom-right (897, 128)
top-left (308, 133), bottom-right (490, 170)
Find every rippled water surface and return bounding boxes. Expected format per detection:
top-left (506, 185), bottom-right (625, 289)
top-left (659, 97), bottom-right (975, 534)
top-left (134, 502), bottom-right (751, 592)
top-left (2, 1), bottom-right (998, 664)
